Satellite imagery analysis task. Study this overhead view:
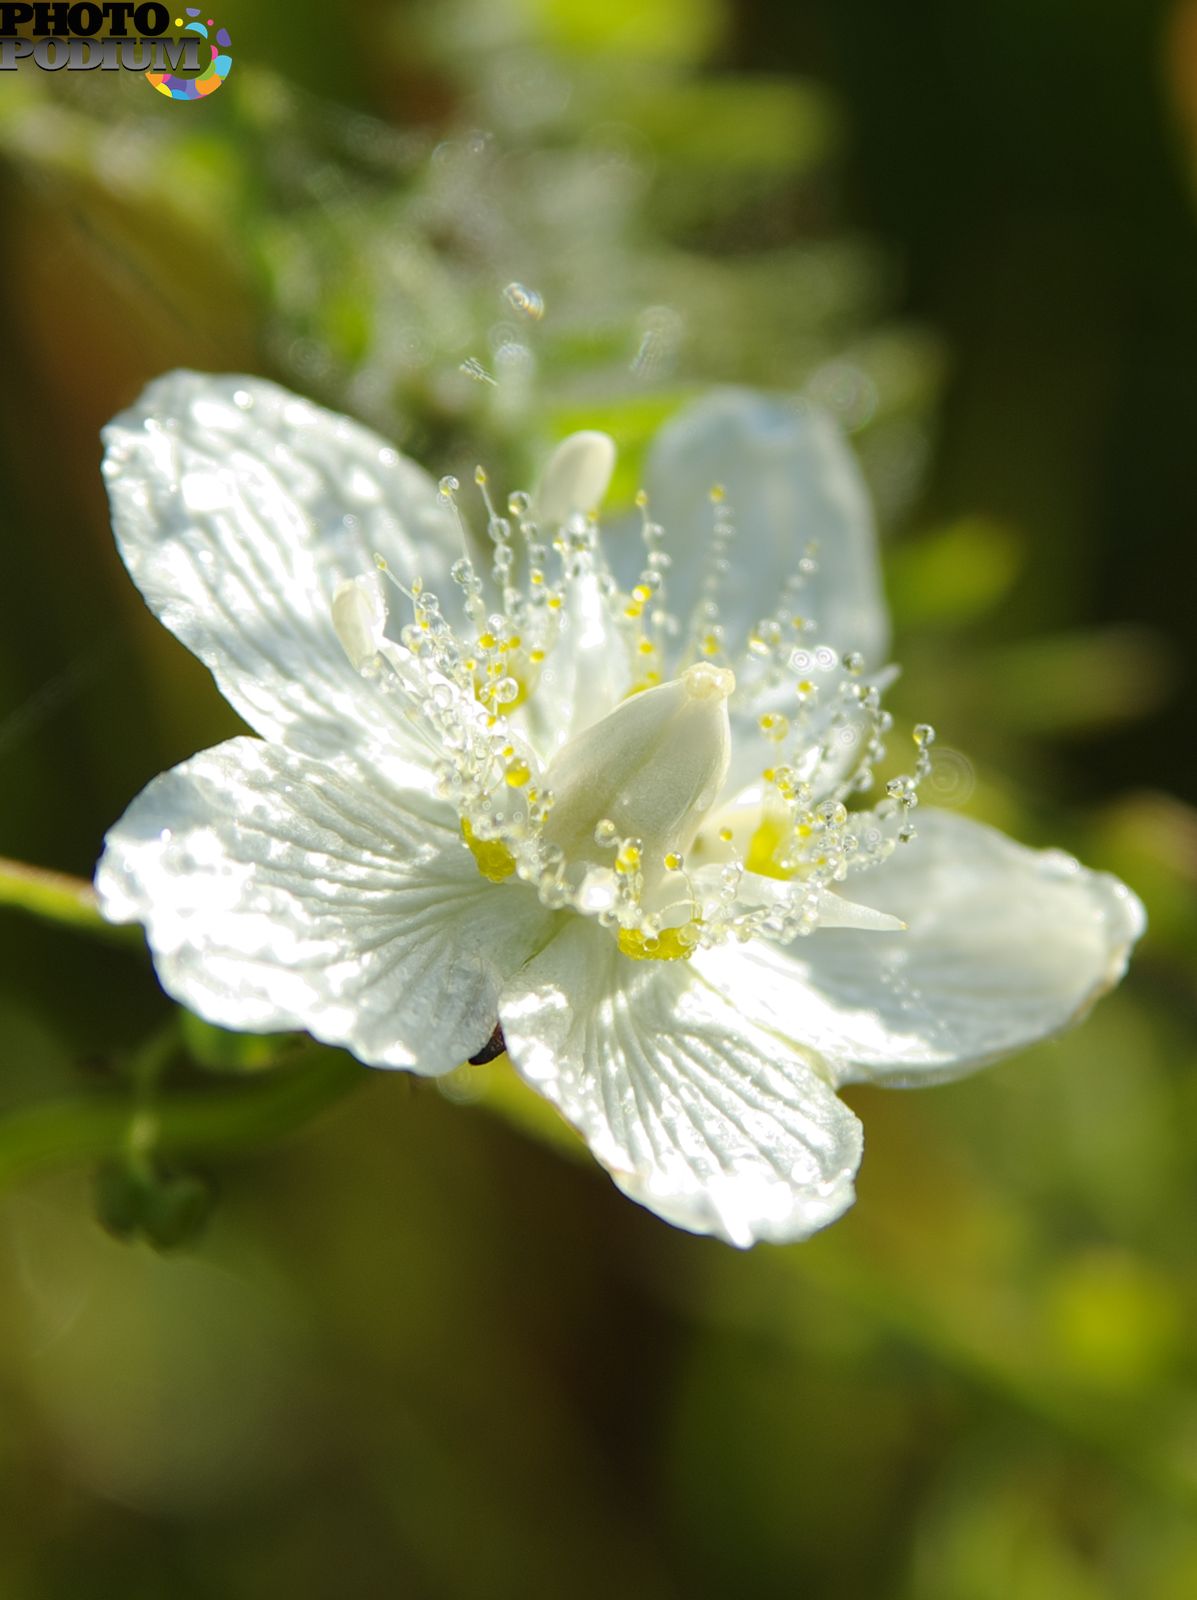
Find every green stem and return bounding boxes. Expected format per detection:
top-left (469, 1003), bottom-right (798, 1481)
top-left (0, 856), bottom-right (143, 948)
top-left (0, 1047), bottom-right (364, 1191)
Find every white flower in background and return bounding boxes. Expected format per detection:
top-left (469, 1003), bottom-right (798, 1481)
top-left (95, 374), bottom-right (1144, 1247)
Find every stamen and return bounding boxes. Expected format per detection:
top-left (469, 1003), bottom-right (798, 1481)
top-left (684, 484), bottom-right (736, 665)
top-left (337, 441), bottom-right (932, 957)
top-left (331, 576), bottom-right (385, 673)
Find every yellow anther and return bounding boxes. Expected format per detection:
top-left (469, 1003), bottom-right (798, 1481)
top-left (797, 680), bottom-right (815, 696)
top-left (701, 633), bottom-right (720, 657)
top-left (615, 843), bottom-right (642, 873)
top-left (632, 584), bottom-right (651, 604)
top-left (624, 602), bottom-right (644, 620)
top-left (746, 816), bottom-right (791, 880)
top-left (709, 484), bottom-right (726, 504)
top-left (461, 818), bottom-right (517, 882)
top-left (547, 596), bottom-right (562, 611)
top-left (505, 760), bottom-right (531, 788)
top-left (635, 488), bottom-right (649, 508)
top-left (664, 851), bottom-right (684, 871)
top-left (745, 817), bottom-right (813, 881)
top-left (529, 648), bottom-right (546, 663)
top-left (618, 924), bottom-right (698, 962)
top-left (501, 634), bottom-right (521, 651)
top-left (637, 639), bottom-right (656, 656)
top-left (474, 465), bottom-right (488, 486)
top-left (531, 570), bottom-right (545, 586)
top-left (718, 827), bottom-right (734, 844)
top-left (478, 632), bottom-right (497, 650)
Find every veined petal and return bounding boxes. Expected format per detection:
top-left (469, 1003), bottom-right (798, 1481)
top-left (499, 920), bottom-right (862, 1246)
top-left (645, 389), bottom-right (889, 667)
top-left (101, 372), bottom-right (459, 778)
top-left (96, 737), bottom-right (554, 1073)
top-left (695, 810), bottom-right (1146, 1088)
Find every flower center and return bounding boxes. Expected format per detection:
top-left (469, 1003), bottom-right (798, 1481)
top-left (330, 430), bottom-right (935, 959)
top-left (541, 663), bottom-right (733, 876)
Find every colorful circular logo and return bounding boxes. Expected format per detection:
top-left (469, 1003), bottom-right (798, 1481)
top-left (146, 9), bottom-right (232, 100)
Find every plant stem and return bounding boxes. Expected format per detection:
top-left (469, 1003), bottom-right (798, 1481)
top-left (0, 1047), bottom-right (364, 1192)
top-left (0, 856), bottom-right (143, 948)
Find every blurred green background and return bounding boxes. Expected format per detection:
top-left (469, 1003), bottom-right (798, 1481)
top-left (1, 0), bottom-right (1196, 1595)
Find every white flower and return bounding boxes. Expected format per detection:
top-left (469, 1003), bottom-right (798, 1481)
top-left (95, 373), bottom-right (1145, 1247)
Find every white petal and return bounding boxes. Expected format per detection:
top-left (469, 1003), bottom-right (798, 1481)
top-left (101, 372), bottom-right (459, 775)
top-left (500, 920), bottom-right (862, 1246)
top-left (695, 810), bottom-right (1145, 1087)
top-left (96, 737), bottom-right (553, 1073)
top-left (645, 389), bottom-right (889, 665)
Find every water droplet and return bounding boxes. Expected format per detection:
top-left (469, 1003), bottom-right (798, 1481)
top-left (503, 282), bottom-right (545, 320)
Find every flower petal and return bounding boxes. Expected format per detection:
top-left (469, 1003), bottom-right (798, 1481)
top-left (96, 737), bottom-right (553, 1073)
top-left (644, 388), bottom-right (889, 666)
top-left (102, 371), bottom-right (459, 776)
top-left (695, 810), bottom-right (1146, 1087)
top-left (499, 920), bottom-right (862, 1246)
